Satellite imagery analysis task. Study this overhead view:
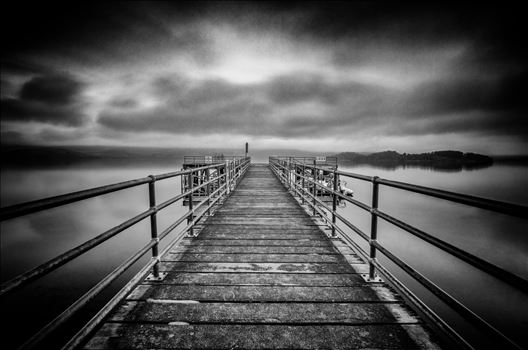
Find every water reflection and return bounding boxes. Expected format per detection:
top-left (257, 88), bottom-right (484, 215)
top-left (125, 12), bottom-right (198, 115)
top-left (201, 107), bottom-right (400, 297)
top-left (338, 161), bottom-right (493, 172)
top-left (0, 163), bottom-right (188, 349)
top-left (336, 163), bottom-right (528, 348)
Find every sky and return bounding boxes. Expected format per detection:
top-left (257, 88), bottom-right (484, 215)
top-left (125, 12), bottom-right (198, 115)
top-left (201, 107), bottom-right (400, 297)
top-left (1, 2), bottom-right (527, 154)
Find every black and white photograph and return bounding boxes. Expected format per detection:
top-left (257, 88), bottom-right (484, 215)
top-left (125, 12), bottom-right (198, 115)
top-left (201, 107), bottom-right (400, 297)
top-left (1, 2), bottom-right (527, 349)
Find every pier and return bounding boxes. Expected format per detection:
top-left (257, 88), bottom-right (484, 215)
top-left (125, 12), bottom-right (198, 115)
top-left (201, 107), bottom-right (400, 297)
top-left (83, 164), bottom-right (439, 349)
top-left (1, 157), bottom-right (526, 349)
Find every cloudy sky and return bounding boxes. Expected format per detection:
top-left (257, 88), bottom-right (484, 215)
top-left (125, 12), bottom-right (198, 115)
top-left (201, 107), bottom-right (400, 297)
top-left (1, 2), bottom-right (527, 154)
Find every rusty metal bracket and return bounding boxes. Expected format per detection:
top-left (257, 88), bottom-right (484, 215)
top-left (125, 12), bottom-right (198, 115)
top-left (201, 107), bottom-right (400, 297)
top-left (145, 272), bottom-right (167, 282)
top-left (360, 273), bottom-right (383, 283)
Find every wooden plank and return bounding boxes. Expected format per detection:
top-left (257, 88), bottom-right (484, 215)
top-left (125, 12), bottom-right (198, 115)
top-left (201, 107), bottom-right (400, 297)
top-left (212, 213), bottom-right (309, 217)
top-left (84, 324), bottom-right (434, 350)
top-left (153, 272), bottom-right (366, 286)
top-left (197, 226), bottom-right (322, 233)
top-left (181, 239), bottom-right (332, 246)
top-left (127, 284), bottom-right (401, 302)
top-left (158, 262), bottom-right (356, 273)
top-left (170, 245), bottom-right (343, 254)
top-left (163, 253), bottom-right (351, 263)
top-left (214, 208), bottom-right (306, 213)
top-left (110, 301), bottom-right (419, 324)
top-left (196, 232), bottom-right (322, 239)
top-left (207, 218), bottom-right (316, 225)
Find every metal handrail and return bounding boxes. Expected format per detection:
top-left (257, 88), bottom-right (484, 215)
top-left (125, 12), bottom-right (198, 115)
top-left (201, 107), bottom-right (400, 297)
top-left (269, 156), bottom-right (526, 350)
top-left (183, 155), bottom-right (246, 164)
top-left (0, 157), bottom-right (251, 350)
top-left (276, 161), bottom-right (528, 292)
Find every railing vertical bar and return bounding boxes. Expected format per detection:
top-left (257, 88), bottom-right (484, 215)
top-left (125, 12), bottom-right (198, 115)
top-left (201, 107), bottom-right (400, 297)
top-left (312, 160), bottom-right (317, 216)
top-left (369, 176), bottom-right (380, 280)
top-left (147, 176), bottom-right (160, 278)
top-left (225, 161), bottom-right (230, 194)
top-left (187, 170), bottom-right (194, 237)
top-left (332, 170), bottom-right (338, 237)
top-left (289, 157), bottom-right (292, 189)
top-left (217, 164), bottom-right (221, 198)
top-left (302, 163), bottom-right (306, 204)
top-left (206, 168), bottom-right (210, 216)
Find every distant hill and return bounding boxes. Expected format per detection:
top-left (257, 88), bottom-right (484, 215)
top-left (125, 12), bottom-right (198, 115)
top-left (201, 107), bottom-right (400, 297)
top-left (333, 150), bottom-right (494, 170)
top-left (0, 145), bottom-right (314, 168)
top-left (0, 145), bottom-right (200, 168)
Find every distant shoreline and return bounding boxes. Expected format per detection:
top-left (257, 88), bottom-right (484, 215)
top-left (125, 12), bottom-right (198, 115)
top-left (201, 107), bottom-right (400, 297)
top-left (1, 145), bottom-right (527, 169)
top-left (333, 150), bottom-right (496, 170)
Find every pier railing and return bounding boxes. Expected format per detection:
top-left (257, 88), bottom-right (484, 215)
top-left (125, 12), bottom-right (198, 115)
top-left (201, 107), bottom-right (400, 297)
top-left (271, 155), bottom-right (338, 168)
top-left (183, 155), bottom-right (247, 164)
top-left (0, 157), bottom-right (251, 349)
top-left (269, 156), bottom-right (527, 350)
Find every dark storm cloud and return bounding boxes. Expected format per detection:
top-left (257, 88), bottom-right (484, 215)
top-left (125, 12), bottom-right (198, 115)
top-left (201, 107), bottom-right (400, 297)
top-left (19, 75), bottom-right (84, 105)
top-left (97, 73), bottom-right (387, 138)
top-left (267, 74), bottom-right (340, 105)
top-left (98, 66), bottom-right (528, 140)
top-left (99, 100), bottom-right (270, 135)
top-left (1, 74), bottom-right (88, 126)
top-left (407, 72), bottom-right (527, 116)
top-left (0, 59), bottom-right (51, 76)
top-left (3, 2), bottom-right (525, 69)
top-left (108, 97), bottom-right (139, 109)
top-left (1, 2), bottom-right (217, 69)
top-left (0, 130), bottom-right (27, 145)
top-left (395, 71), bottom-right (528, 138)
top-left (2, 2), bottom-right (527, 152)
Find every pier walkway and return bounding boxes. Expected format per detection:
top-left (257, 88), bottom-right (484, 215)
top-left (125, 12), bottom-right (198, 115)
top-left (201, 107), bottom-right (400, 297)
top-left (84, 164), bottom-right (440, 349)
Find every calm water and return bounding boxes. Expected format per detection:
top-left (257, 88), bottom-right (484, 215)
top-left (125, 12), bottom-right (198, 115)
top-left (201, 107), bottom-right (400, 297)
top-left (335, 163), bottom-right (528, 348)
top-left (0, 164), bottom-right (190, 349)
top-left (0, 162), bottom-right (527, 348)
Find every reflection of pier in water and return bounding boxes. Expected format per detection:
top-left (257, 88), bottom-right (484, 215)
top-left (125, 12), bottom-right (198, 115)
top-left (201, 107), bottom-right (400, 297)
top-left (0, 155), bottom-right (526, 349)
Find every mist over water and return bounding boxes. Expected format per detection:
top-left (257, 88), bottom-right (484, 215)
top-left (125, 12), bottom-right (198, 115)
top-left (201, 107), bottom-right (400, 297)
top-left (0, 159), bottom-right (527, 348)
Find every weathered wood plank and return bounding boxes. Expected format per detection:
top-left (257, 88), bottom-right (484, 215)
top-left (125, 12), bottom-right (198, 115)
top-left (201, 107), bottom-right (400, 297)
top-left (127, 284), bottom-right (401, 302)
top-left (170, 245), bottom-right (343, 254)
top-left (110, 301), bottom-right (419, 324)
top-left (197, 226), bottom-right (322, 234)
top-left (164, 253), bottom-right (351, 263)
top-left (181, 239), bottom-right (332, 246)
top-left (152, 272), bottom-right (366, 285)
top-left (158, 262), bottom-right (356, 273)
top-left (206, 218), bottom-right (316, 226)
top-left (196, 232), bottom-right (322, 239)
top-left (84, 324), bottom-right (435, 350)
top-left (213, 213), bottom-right (309, 217)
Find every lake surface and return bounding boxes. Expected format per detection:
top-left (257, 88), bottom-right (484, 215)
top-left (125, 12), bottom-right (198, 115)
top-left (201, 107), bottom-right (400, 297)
top-left (334, 163), bottom-right (527, 348)
top-left (0, 161), bottom-right (527, 348)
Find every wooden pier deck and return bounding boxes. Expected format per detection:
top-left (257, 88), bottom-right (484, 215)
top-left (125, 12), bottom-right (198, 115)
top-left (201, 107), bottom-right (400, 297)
top-left (84, 164), bottom-right (441, 349)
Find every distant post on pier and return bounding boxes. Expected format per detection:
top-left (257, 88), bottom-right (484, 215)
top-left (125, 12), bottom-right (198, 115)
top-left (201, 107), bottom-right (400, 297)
top-left (245, 142), bottom-right (248, 157)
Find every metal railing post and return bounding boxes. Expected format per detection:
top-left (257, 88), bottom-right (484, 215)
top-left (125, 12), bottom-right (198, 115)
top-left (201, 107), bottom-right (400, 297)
top-left (312, 160), bottom-right (317, 216)
top-left (332, 171), bottom-right (338, 237)
top-left (229, 162), bottom-right (232, 189)
top-left (148, 175), bottom-right (160, 278)
top-left (369, 176), bottom-right (380, 280)
top-left (289, 157), bottom-right (292, 189)
top-left (187, 171), bottom-right (194, 237)
top-left (206, 168), bottom-right (210, 216)
top-left (232, 160), bottom-right (236, 187)
top-left (216, 165), bottom-right (221, 197)
top-left (301, 163), bottom-right (305, 204)
top-left (225, 161), bottom-right (230, 194)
